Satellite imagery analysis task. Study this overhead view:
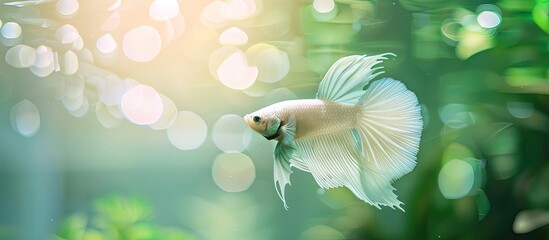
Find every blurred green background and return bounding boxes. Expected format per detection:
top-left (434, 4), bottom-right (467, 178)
top-left (0, 0), bottom-right (548, 239)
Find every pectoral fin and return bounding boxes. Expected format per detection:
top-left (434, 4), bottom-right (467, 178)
top-left (274, 141), bottom-right (296, 209)
top-left (280, 114), bottom-right (296, 145)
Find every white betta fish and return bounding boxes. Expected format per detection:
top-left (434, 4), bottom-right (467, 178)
top-left (244, 53), bottom-right (423, 210)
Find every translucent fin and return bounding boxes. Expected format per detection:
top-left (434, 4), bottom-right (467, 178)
top-left (351, 128), bottom-right (362, 156)
top-left (294, 130), bottom-right (376, 206)
top-left (316, 53), bottom-right (395, 104)
top-left (273, 141), bottom-right (295, 209)
top-left (281, 114), bottom-right (296, 145)
top-left (290, 154), bottom-right (309, 172)
top-left (355, 78), bottom-right (423, 210)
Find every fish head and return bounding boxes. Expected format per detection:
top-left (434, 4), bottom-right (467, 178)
top-left (244, 108), bottom-right (281, 139)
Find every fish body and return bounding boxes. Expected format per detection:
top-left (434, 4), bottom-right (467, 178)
top-left (244, 53), bottom-right (423, 210)
top-left (254, 99), bottom-right (357, 140)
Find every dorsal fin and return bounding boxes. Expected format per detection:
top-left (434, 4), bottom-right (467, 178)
top-left (316, 53), bottom-right (395, 104)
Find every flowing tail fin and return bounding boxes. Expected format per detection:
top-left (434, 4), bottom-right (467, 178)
top-left (354, 78), bottom-right (423, 210)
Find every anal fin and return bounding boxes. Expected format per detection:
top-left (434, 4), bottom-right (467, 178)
top-left (293, 130), bottom-right (375, 205)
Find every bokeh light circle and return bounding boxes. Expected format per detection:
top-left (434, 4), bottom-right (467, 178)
top-left (257, 9), bottom-right (291, 38)
top-left (32, 45), bottom-right (53, 68)
top-left (162, 18), bottom-right (175, 46)
top-left (123, 26), bottom-right (162, 62)
top-left (169, 13), bottom-right (186, 40)
top-left (200, 1), bottom-right (229, 29)
top-left (209, 45), bottom-right (240, 76)
top-left (264, 88), bottom-right (298, 105)
top-left (62, 50), bottom-right (79, 75)
top-left (149, 0), bottom-right (180, 21)
top-left (216, 51), bottom-right (258, 90)
top-left (97, 76), bottom-right (138, 106)
top-left (149, 94), bottom-right (178, 130)
top-left (241, 81), bottom-right (271, 97)
top-left (107, 104), bottom-right (125, 119)
top-left (101, 11), bottom-right (121, 32)
top-left (5, 44), bottom-right (36, 68)
top-left (64, 75), bottom-right (86, 98)
top-left (438, 103), bottom-right (476, 129)
top-left (121, 84), bottom-right (164, 125)
top-left (219, 27), bottom-right (248, 45)
top-left (438, 159), bottom-right (475, 199)
top-left (477, 11), bottom-right (501, 28)
top-left (167, 111), bottom-right (208, 150)
top-left (62, 95), bottom-right (84, 112)
top-left (78, 47), bottom-right (94, 64)
top-left (10, 100), bottom-right (40, 138)
top-left (1, 22), bottom-right (22, 39)
top-left (67, 95), bottom-right (89, 118)
top-left (96, 33), bottom-right (117, 55)
top-left (212, 152), bottom-right (256, 192)
top-left (96, 101), bottom-right (122, 129)
top-left (507, 101), bottom-right (534, 119)
top-left (224, 0), bottom-right (257, 20)
top-left (56, 24), bottom-right (80, 44)
top-left (248, 46), bottom-right (290, 83)
top-left (29, 45), bottom-right (54, 77)
top-left (56, 0), bottom-right (79, 16)
top-left (313, 0), bottom-right (335, 14)
top-left (212, 114), bottom-right (249, 152)
top-left (71, 35), bottom-right (84, 51)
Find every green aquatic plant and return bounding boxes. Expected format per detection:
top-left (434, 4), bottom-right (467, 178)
top-left (52, 196), bottom-right (194, 240)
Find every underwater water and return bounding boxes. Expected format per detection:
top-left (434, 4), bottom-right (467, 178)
top-left (0, 0), bottom-right (548, 239)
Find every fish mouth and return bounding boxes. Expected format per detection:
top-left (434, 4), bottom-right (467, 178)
top-left (243, 114), bottom-right (252, 126)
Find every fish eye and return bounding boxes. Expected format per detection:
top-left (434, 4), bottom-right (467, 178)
top-left (253, 116), bottom-right (261, 123)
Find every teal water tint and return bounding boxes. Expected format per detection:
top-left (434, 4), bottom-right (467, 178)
top-left (0, 0), bottom-right (548, 239)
